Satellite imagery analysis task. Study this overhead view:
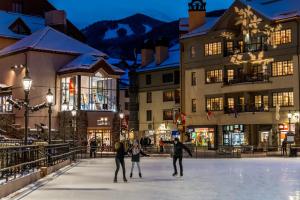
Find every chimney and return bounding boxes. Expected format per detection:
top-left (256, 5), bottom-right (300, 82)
top-left (45, 10), bottom-right (67, 33)
top-left (141, 40), bottom-right (154, 67)
top-left (155, 37), bottom-right (169, 65)
top-left (188, 0), bottom-right (206, 32)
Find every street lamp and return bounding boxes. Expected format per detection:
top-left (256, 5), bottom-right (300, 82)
top-left (22, 67), bottom-right (32, 145)
top-left (71, 108), bottom-right (77, 146)
top-left (119, 111), bottom-right (124, 140)
top-left (46, 89), bottom-right (54, 144)
top-left (288, 110), bottom-right (292, 133)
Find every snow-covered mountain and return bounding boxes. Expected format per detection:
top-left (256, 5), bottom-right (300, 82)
top-left (81, 13), bottom-right (179, 60)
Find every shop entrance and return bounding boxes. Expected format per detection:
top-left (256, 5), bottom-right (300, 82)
top-left (88, 129), bottom-right (111, 151)
top-left (223, 125), bottom-right (245, 146)
top-left (189, 128), bottom-right (215, 148)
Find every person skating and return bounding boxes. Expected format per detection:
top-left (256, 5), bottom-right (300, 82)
top-left (89, 139), bottom-right (97, 158)
top-left (165, 138), bottom-right (192, 177)
top-left (114, 141), bottom-right (127, 183)
top-left (128, 140), bottom-right (149, 178)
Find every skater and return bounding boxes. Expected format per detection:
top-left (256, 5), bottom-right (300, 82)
top-left (282, 138), bottom-right (287, 156)
top-left (128, 140), bottom-right (149, 178)
top-left (89, 139), bottom-right (97, 158)
top-left (165, 138), bottom-right (192, 177)
top-left (159, 138), bottom-right (164, 153)
top-left (114, 141), bottom-right (128, 183)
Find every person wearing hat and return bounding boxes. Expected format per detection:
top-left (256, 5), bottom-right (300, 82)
top-left (128, 140), bottom-right (149, 178)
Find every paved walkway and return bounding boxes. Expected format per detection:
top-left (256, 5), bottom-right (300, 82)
top-left (5, 158), bottom-right (300, 200)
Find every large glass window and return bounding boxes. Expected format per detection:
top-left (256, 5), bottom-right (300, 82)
top-left (0, 94), bottom-right (12, 113)
top-left (272, 91), bottom-right (293, 107)
top-left (272, 60), bottom-right (293, 76)
top-left (61, 72), bottom-right (117, 111)
top-left (206, 97), bottom-right (223, 111)
top-left (205, 42), bottom-right (222, 56)
top-left (206, 69), bottom-right (223, 83)
top-left (271, 29), bottom-right (292, 45)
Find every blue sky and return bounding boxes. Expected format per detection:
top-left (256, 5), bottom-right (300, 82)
top-left (49, 0), bottom-right (233, 28)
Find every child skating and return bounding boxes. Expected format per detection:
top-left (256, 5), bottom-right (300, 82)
top-left (128, 140), bottom-right (149, 178)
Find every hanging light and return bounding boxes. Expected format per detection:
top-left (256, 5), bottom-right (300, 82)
top-left (71, 107), bottom-right (77, 117)
top-left (46, 88), bottom-right (54, 105)
top-left (22, 68), bottom-right (32, 92)
top-left (62, 99), bottom-right (68, 111)
top-left (119, 112), bottom-right (124, 119)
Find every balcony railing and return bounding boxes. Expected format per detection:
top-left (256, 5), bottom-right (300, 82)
top-left (224, 103), bottom-right (269, 114)
top-left (224, 42), bottom-right (268, 57)
top-left (223, 73), bottom-right (270, 85)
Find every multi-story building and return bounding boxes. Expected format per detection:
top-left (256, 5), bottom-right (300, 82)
top-left (134, 40), bottom-right (180, 145)
top-left (0, 1), bottom-right (125, 148)
top-left (181, 0), bottom-right (300, 148)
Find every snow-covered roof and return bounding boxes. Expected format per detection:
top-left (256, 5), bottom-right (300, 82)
top-left (0, 11), bottom-right (45, 39)
top-left (58, 53), bottom-right (124, 75)
top-left (240, 0), bottom-right (300, 21)
top-left (136, 43), bottom-right (180, 73)
top-left (181, 17), bottom-right (221, 39)
top-left (0, 26), bottom-right (106, 57)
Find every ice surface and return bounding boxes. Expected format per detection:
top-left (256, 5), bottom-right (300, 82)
top-left (5, 158), bottom-right (300, 200)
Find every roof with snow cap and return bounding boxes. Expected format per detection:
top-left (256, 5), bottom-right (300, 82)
top-left (136, 43), bottom-right (180, 73)
top-left (0, 11), bottom-right (45, 39)
top-left (0, 26), bottom-right (106, 57)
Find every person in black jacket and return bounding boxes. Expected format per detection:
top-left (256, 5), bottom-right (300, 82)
top-left (114, 142), bottom-right (127, 183)
top-left (128, 140), bottom-right (149, 178)
top-left (166, 138), bottom-right (192, 177)
top-left (89, 139), bottom-right (97, 158)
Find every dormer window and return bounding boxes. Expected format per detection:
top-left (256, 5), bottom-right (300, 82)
top-left (12, 1), bottom-right (23, 13)
top-left (9, 18), bottom-right (31, 35)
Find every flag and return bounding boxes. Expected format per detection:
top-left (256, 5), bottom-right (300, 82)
top-left (206, 111), bottom-right (213, 120)
top-left (275, 104), bottom-right (280, 121)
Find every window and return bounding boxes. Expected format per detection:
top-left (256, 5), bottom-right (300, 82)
top-left (0, 94), bottom-right (12, 113)
top-left (206, 69), bottom-right (223, 83)
top-left (163, 91), bottom-right (174, 102)
top-left (146, 110), bottom-right (152, 121)
top-left (190, 46), bottom-right (196, 58)
top-left (147, 92), bottom-right (152, 103)
top-left (191, 72), bottom-right (196, 86)
top-left (226, 41), bottom-right (234, 55)
top-left (163, 109), bottom-right (173, 120)
top-left (271, 29), bottom-right (292, 45)
top-left (125, 102), bottom-right (129, 111)
top-left (146, 74), bottom-right (152, 85)
top-left (273, 91), bottom-right (294, 107)
top-left (192, 99), bottom-right (196, 113)
top-left (272, 60), bottom-right (293, 76)
top-left (174, 70), bottom-right (180, 85)
top-left (125, 89), bottom-right (129, 98)
top-left (162, 73), bottom-right (174, 83)
top-left (227, 98), bottom-right (235, 109)
top-left (227, 69), bottom-right (234, 82)
top-left (12, 1), bottom-right (23, 13)
top-left (205, 42), bottom-right (222, 56)
top-left (206, 97), bottom-right (223, 111)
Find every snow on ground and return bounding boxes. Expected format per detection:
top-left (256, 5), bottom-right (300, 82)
top-left (5, 158), bottom-right (300, 200)
top-left (143, 24), bottom-right (152, 33)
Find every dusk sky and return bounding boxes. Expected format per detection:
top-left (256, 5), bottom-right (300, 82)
top-left (49, 0), bottom-right (233, 28)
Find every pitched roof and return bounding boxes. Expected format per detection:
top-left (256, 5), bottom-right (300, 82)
top-left (0, 26), bottom-right (105, 57)
top-left (240, 0), bottom-right (300, 20)
top-left (136, 43), bottom-right (180, 73)
top-left (0, 11), bottom-right (45, 39)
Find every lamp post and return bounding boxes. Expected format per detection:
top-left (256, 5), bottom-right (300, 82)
top-left (119, 112), bottom-right (124, 141)
top-left (22, 67), bottom-right (32, 145)
top-left (46, 89), bottom-right (54, 144)
top-left (71, 108), bottom-right (77, 147)
top-left (288, 110), bottom-right (292, 133)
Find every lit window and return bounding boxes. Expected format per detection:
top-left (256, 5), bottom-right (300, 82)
top-left (205, 42), bottom-right (222, 56)
top-left (163, 91), bottom-right (174, 102)
top-left (206, 97), bottom-right (223, 111)
top-left (272, 60), bottom-right (293, 76)
top-left (0, 94), bottom-right (13, 113)
top-left (163, 109), bottom-right (173, 120)
top-left (271, 29), bottom-right (292, 45)
top-left (190, 46), bottom-right (196, 58)
top-left (227, 69), bottom-right (234, 82)
top-left (273, 91), bottom-right (293, 107)
top-left (206, 69), bottom-right (223, 83)
top-left (227, 98), bottom-right (235, 109)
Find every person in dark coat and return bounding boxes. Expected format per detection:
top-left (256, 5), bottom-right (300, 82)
top-left (165, 138), bottom-right (192, 177)
top-left (128, 140), bottom-right (149, 178)
top-left (282, 138), bottom-right (287, 156)
top-left (89, 139), bottom-right (97, 158)
top-left (114, 142), bottom-right (128, 183)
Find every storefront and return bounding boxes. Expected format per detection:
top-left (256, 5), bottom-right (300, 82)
top-left (223, 124), bottom-right (246, 146)
top-left (88, 128), bottom-right (111, 149)
top-left (278, 123), bottom-right (295, 144)
top-left (187, 126), bottom-right (217, 148)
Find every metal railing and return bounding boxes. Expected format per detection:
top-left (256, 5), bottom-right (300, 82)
top-left (223, 73), bottom-right (270, 85)
top-left (224, 42), bottom-right (268, 57)
top-left (224, 103), bottom-right (269, 114)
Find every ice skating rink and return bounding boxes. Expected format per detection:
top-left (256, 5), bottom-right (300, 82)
top-left (5, 158), bottom-right (300, 200)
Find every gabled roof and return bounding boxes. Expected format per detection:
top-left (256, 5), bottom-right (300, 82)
top-left (0, 26), bottom-right (106, 57)
top-left (136, 43), bottom-right (180, 73)
top-left (0, 11), bottom-right (45, 39)
top-left (57, 53), bottom-right (124, 75)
